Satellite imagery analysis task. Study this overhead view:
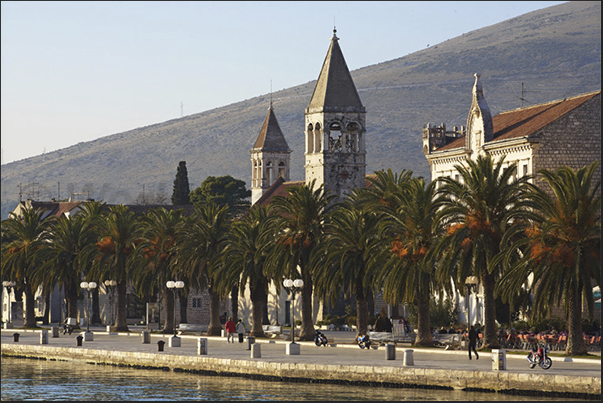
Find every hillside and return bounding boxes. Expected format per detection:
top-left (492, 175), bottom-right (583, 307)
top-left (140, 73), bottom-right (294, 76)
top-left (1, 1), bottom-right (601, 219)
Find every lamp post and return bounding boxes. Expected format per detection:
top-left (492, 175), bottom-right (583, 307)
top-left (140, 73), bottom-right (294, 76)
top-left (166, 280), bottom-right (184, 335)
top-left (465, 276), bottom-right (478, 326)
top-left (2, 281), bottom-right (16, 329)
top-left (104, 280), bottom-right (117, 330)
top-left (283, 278), bottom-right (304, 355)
top-left (80, 281), bottom-right (97, 340)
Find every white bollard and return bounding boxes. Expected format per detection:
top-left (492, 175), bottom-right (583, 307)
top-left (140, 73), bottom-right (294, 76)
top-left (197, 338), bottom-right (208, 355)
top-left (491, 349), bottom-right (506, 370)
top-left (251, 343), bottom-right (261, 358)
top-left (169, 335), bottom-right (181, 347)
top-left (403, 349), bottom-right (414, 366)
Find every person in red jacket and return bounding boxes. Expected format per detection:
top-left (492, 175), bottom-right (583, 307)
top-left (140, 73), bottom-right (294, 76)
top-left (225, 317), bottom-right (236, 343)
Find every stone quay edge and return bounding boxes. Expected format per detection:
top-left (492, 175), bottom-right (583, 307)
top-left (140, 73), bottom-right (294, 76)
top-left (1, 329), bottom-right (600, 400)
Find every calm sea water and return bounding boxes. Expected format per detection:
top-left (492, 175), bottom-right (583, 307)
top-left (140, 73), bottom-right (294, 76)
top-left (0, 357), bottom-right (588, 401)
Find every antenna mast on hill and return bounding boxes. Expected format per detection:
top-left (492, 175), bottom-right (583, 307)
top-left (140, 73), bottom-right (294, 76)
top-left (181, 101), bottom-right (183, 117)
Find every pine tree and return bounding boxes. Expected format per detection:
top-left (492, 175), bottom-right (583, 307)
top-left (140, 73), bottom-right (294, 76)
top-left (171, 161), bottom-right (191, 205)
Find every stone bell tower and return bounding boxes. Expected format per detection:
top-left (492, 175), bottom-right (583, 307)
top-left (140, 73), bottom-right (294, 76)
top-left (304, 29), bottom-right (366, 201)
top-left (250, 102), bottom-right (292, 205)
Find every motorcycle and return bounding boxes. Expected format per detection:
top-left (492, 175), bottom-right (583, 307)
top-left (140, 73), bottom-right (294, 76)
top-left (358, 333), bottom-right (371, 350)
top-left (527, 342), bottom-right (552, 370)
top-left (314, 329), bottom-right (328, 346)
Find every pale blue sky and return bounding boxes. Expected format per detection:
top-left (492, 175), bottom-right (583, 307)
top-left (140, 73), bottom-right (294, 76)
top-left (1, 1), bottom-right (566, 164)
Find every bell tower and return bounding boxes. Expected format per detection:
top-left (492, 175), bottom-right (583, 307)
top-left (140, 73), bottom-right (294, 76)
top-left (304, 29), bottom-right (366, 201)
top-left (250, 102), bottom-right (292, 205)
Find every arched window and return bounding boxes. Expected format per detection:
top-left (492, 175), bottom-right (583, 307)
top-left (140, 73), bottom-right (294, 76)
top-left (314, 123), bottom-right (322, 152)
top-left (266, 161), bottom-right (273, 186)
top-left (307, 124), bottom-right (314, 154)
top-left (347, 122), bottom-right (359, 152)
top-left (278, 161), bottom-right (286, 179)
top-left (329, 122), bottom-right (342, 152)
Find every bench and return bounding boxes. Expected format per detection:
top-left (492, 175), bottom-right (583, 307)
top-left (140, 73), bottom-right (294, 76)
top-left (262, 325), bottom-right (282, 335)
top-left (177, 323), bottom-right (208, 333)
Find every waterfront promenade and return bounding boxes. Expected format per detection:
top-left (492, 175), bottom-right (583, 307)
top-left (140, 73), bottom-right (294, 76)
top-left (1, 325), bottom-right (600, 400)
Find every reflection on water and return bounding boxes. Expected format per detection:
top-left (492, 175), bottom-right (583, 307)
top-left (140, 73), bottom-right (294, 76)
top-left (0, 357), bottom-right (586, 401)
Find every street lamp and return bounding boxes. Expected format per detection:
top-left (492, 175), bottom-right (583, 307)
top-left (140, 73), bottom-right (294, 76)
top-left (166, 280), bottom-right (184, 335)
top-left (283, 278), bottom-right (304, 355)
top-left (465, 276), bottom-right (478, 326)
top-left (80, 281), bottom-right (97, 340)
top-left (104, 280), bottom-right (117, 329)
top-left (2, 281), bottom-right (16, 329)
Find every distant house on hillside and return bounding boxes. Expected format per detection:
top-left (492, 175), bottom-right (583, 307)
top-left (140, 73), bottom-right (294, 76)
top-left (422, 74), bottom-right (601, 325)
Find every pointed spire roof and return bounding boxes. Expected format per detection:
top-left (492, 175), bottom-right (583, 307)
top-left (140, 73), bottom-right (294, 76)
top-left (466, 73), bottom-right (493, 143)
top-left (307, 29), bottom-right (365, 113)
top-left (252, 104), bottom-right (291, 152)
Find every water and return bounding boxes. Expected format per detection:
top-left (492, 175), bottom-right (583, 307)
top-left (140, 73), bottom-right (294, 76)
top-left (0, 357), bottom-right (590, 401)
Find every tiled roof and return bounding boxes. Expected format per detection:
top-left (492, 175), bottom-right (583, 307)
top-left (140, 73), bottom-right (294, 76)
top-left (435, 90), bottom-right (600, 151)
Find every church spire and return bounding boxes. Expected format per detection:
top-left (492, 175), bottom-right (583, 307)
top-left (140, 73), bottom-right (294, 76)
top-left (306, 30), bottom-right (364, 113)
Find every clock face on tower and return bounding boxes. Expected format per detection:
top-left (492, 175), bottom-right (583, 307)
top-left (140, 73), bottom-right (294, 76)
top-left (339, 170), bottom-right (350, 181)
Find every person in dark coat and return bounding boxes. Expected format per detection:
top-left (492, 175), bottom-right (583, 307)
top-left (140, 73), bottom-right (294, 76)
top-left (468, 325), bottom-right (479, 360)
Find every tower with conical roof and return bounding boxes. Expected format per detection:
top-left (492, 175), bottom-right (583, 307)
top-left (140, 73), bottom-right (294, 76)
top-left (250, 102), bottom-right (292, 204)
top-left (304, 29), bottom-right (366, 200)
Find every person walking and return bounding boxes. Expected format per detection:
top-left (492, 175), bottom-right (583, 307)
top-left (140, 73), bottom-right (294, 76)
top-left (236, 319), bottom-right (246, 343)
top-left (468, 325), bottom-right (479, 360)
top-left (225, 317), bottom-right (236, 343)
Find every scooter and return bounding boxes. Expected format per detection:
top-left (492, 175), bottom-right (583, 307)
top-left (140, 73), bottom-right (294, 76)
top-left (527, 342), bottom-right (552, 370)
top-left (358, 333), bottom-right (371, 350)
top-left (314, 329), bottom-right (328, 346)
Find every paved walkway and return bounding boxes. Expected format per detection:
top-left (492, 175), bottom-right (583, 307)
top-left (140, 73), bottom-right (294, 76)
top-left (2, 325), bottom-right (600, 398)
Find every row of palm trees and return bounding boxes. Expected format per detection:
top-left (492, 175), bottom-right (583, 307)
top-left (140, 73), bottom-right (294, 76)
top-left (2, 155), bottom-right (599, 355)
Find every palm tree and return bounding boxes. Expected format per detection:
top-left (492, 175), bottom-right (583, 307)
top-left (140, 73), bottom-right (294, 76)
top-left (267, 179), bottom-right (334, 341)
top-left (373, 177), bottom-right (446, 346)
top-left (131, 207), bottom-right (185, 334)
top-left (33, 213), bottom-right (97, 326)
top-left (311, 192), bottom-right (380, 338)
top-left (432, 154), bottom-right (534, 349)
top-left (497, 162), bottom-right (600, 355)
top-left (77, 200), bottom-right (107, 324)
top-left (178, 202), bottom-right (231, 336)
top-left (218, 205), bottom-right (277, 337)
top-left (85, 205), bottom-right (142, 332)
top-left (1, 208), bottom-right (52, 328)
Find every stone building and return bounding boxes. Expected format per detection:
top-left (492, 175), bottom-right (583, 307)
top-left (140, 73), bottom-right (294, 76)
top-left (422, 74), bottom-right (601, 325)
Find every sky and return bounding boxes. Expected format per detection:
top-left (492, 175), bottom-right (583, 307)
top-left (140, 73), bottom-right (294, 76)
top-left (1, 1), bottom-right (567, 165)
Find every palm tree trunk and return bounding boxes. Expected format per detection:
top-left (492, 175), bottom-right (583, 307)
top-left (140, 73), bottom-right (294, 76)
top-left (299, 276), bottom-right (314, 341)
top-left (354, 275), bottom-right (368, 338)
top-left (42, 292), bottom-right (50, 325)
top-left (250, 287), bottom-right (266, 337)
top-left (179, 291), bottom-right (188, 324)
top-left (114, 278), bottom-right (129, 332)
top-left (566, 283), bottom-right (587, 355)
top-left (207, 285), bottom-right (222, 336)
top-left (91, 287), bottom-right (100, 324)
top-left (23, 279), bottom-right (37, 328)
top-left (415, 287), bottom-right (433, 346)
top-left (163, 289), bottom-right (174, 334)
top-left (66, 281), bottom-right (79, 324)
top-left (482, 269), bottom-right (500, 349)
top-left (230, 285), bottom-right (238, 323)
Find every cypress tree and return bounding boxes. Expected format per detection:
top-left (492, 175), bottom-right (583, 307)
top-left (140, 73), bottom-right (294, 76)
top-left (171, 161), bottom-right (191, 205)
